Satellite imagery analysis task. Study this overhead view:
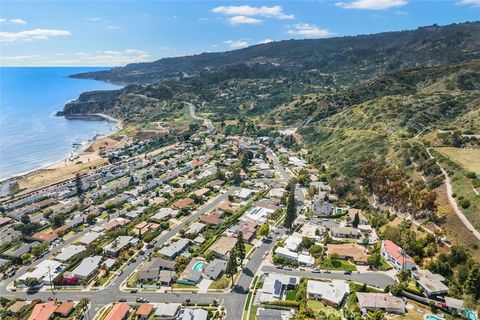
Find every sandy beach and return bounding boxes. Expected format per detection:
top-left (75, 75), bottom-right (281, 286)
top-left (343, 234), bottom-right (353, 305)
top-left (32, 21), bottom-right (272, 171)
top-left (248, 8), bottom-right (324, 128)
top-left (4, 114), bottom-right (128, 195)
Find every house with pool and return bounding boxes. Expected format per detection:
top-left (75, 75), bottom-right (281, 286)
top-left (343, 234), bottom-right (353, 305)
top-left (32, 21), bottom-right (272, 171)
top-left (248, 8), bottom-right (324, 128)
top-left (177, 258), bottom-right (227, 285)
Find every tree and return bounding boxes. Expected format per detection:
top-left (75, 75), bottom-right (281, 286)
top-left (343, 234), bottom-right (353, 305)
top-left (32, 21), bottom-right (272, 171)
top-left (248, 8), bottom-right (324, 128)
top-left (258, 223), bottom-right (270, 237)
top-left (367, 253), bottom-right (382, 270)
top-left (225, 251), bottom-right (238, 287)
top-left (283, 189), bottom-right (296, 229)
top-left (50, 213), bottom-right (65, 228)
top-left (465, 263), bottom-right (480, 299)
top-left (75, 173), bottom-right (83, 196)
top-left (352, 212), bottom-right (360, 228)
top-left (235, 234), bottom-right (246, 263)
top-left (21, 214), bottom-right (31, 224)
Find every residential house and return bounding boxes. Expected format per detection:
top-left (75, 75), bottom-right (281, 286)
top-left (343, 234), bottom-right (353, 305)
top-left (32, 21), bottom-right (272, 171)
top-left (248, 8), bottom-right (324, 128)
top-left (31, 231), bottom-right (58, 243)
top-left (186, 222), bottom-right (206, 235)
top-left (104, 303), bottom-right (130, 320)
top-left (78, 231), bottom-right (101, 246)
top-left (381, 240), bottom-right (416, 270)
top-left (153, 303), bottom-right (181, 318)
top-left (71, 255), bottom-right (102, 280)
top-left (203, 259), bottom-right (227, 280)
top-left (330, 227), bottom-right (361, 239)
top-left (200, 212), bottom-right (222, 226)
top-left (27, 301), bottom-right (57, 320)
top-left (260, 273), bottom-right (299, 302)
top-left (178, 308), bottom-right (208, 320)
top-left (347, 208), bottom-right (368, 226)
top-left (159, 270), bottom-right (176, 286)
top-left (158, 238), bottom-right (190, 259)
top-left (256, 308), bottom-right (290, 320)
top-left (137, 258), bottom-right (176, 282)
top-left (209, 237), bottom-right (236, 259)
top-left (54, 301), bottom-right (75, 317)
top-left (356, 292), bottom-right (406, 314)
top-left (444, 297), bottom-right (465, 315)
top-left (313, 199), bottom-right (333, 216)
top-left (326, 243), bottom-right (369, 265)
top-left (17, 260), bottom-right (63, 286)
top-left (412, 269), bottom-right (448, 297)
top-left (171, 198), bottom-right (194, 210)
top-left (307, 280), bottom-right (349, 307)
top-left (55, 245), bottom-right (86, 262)
top-left (136, 304), bottom-right (153, 319)
top-left (103, 236), bottom-right (139, 256)
top-left (151, 208), bottom-right (179, 221)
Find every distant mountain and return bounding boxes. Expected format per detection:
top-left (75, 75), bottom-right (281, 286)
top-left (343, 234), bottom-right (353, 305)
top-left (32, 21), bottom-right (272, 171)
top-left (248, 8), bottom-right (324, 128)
top-left (72, 22), bottom-right (480, 86)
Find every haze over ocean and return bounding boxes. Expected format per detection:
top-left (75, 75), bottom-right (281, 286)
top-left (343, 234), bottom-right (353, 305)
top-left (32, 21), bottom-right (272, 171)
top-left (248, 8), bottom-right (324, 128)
top-left (0, 67), bottom-right (120, 180)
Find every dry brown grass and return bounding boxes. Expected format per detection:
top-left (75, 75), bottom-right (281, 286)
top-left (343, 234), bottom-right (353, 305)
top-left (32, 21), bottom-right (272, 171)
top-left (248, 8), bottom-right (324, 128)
top-left (435, 183), bottom-right (480, 259)
top-left (434, 147), bottom-right (480, 173)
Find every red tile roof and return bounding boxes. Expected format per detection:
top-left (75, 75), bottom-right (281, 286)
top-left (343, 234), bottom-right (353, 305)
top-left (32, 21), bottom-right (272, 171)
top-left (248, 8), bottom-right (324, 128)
top-left (104, 303), bottom-right (130, 320)
top-left (135, 303), bottom-right (153, 317)
top-left (28, 302), bottom-right (57, 320)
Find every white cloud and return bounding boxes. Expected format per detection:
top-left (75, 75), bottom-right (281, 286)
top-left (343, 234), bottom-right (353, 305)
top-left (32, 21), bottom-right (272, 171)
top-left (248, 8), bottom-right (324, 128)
top-left (224, 39), bottom-right (249, 49)
top-left (0, 49), bottom-right (151, 67)
top-left (0, 18), bottom-right (28, 24)
top-left (457, 0), bottom-right (480, 5)
top-left (287, 23), bottom-right (335, 38)
top-left (125, 48), bottom-right (146, 55)
top-left (107, 25), bottom-right (120, 30)
top-left (258, 38), bottom-right (274, 44)
top-left (212, 5), bottom-right (294, 19)
top-left (10, 18), bottom-right (27, 24)
top-left (336, 0), bottom-right (407, 10)
top-left (0, 29), bottom-right (71, 42)
top-left (228, 16), bottom-right (262, 25)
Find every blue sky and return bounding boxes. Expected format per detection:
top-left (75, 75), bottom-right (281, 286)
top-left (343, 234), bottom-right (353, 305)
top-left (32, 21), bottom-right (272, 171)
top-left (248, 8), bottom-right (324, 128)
top-left (1, 0), bottom-right (479, 66)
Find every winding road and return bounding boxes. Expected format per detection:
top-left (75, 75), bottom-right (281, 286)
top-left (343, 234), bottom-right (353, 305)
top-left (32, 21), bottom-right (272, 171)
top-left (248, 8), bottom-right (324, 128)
top-left (184, 101), bottom-right (214, 132)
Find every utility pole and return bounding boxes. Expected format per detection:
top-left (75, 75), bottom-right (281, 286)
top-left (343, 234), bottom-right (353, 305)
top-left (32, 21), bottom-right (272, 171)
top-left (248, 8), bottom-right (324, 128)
top-left (47, 265), bottom-right (54, 294)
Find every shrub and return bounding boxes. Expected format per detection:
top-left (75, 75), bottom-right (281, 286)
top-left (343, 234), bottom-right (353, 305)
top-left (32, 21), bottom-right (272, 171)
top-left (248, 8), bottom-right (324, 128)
top-left (460, 199), bottom-right (471, 209)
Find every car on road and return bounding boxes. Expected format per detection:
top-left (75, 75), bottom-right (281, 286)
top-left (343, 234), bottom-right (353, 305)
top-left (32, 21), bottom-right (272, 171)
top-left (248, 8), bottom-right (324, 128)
top-left (324, 270), bottom-right (331, 274)
top-left (118, 298), bottom-right (127, 302)
top-left (130, 289), bottom-right (137, 293)
top-left (276, 265), bottom-right (283, 269)
top-left (312, 268), bottom-right (321, 273)
top-left (283, 266), bottom-right (293, 271)
top-left (117, 270), bottom-right (123, 275)
top-left (344, 271), bottom-right (352, 275)
top-left (136, 297), bottom-right (148, 303)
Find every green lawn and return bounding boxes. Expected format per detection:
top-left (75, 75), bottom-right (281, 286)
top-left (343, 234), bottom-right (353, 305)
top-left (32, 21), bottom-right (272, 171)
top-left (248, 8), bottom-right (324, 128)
top-left (319, 258), bottom-right (357, 271)
top-left (244, 243), bottom-right (254, 253)
top-left (285, 289), bottom-right (298, 301)
top-left (208, 275), bottom-right (230, 289)
top-left (307, 300), bottom-right (342, 318)
top-left (172, 283), bottom-right (198, 289)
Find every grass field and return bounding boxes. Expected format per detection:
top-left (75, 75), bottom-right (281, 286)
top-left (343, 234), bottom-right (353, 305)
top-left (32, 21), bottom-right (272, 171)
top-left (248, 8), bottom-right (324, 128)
top-left (319, 258), bottom-right (357, 271)
top-left (208, 275), bottom-right (230, 289)
top-left (434, 147), bottom-right (480, 173)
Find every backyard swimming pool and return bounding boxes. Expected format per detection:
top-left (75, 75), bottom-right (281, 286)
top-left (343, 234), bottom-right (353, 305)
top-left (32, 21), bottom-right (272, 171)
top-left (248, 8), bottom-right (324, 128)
top-left (424, 315), bottom-right (443, 320)
top-left (192, 261), bottom-right (207, 272)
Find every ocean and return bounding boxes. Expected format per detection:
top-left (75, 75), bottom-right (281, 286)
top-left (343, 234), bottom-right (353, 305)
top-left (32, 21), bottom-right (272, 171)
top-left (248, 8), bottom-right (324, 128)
top-left (0, 67), bottom-right (121, 181)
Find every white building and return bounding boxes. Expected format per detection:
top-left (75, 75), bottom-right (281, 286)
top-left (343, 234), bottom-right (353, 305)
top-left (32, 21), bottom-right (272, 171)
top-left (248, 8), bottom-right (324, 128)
top-left (307, 280), bottom-right (349, 307)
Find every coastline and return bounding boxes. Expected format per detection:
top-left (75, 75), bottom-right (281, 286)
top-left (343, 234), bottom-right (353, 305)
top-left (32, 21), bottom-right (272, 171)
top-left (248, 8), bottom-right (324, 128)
top-left (0, 113), bottom-right (123, 191)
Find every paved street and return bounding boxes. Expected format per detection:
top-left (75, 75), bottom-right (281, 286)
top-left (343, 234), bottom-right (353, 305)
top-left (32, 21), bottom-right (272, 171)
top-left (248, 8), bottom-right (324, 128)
top-left (261, 266), bottom-right (395, 290)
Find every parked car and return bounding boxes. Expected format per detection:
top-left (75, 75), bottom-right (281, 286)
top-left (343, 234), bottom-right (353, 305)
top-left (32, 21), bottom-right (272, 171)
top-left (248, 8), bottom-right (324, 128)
top-left (283, 266), bottom-right (293, 271)
top-left (344, 270), bottom-right (352, 275)
top-left (324, 270), bottom-right (331, 274)
top-left (136, 297), bottom-right (148, 303)
top-left (312, 268), bottom-right (321, 273)
top-left (130, 289), bottom-right (137, 293)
